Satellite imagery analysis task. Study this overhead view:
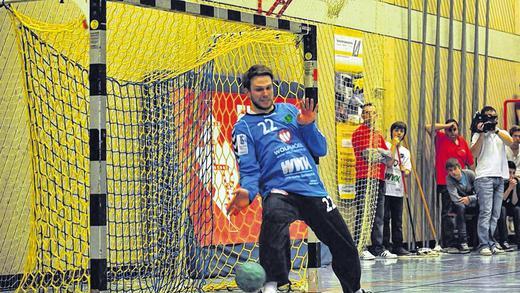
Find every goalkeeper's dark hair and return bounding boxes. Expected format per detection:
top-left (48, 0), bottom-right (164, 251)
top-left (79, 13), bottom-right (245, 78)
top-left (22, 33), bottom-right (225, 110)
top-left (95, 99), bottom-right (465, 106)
top-left (508, 160), bottom-right (517, 170)
top-left (242, 65), bottom-right (274, 90)
top-left (390, 121), bottom-right (407, 139)
top-left (445, 158), bottom-right (461, 170)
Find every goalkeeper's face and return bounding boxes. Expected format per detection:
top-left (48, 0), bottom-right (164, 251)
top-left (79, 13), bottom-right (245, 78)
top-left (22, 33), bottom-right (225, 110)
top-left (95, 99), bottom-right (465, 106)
top-left (248, 76), bottom-right (274, 113)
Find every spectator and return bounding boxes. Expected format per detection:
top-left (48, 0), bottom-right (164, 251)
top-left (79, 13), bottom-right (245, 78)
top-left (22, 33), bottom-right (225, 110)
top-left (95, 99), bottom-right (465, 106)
top-left (352, 103), bottom-right (395, 260)
top-left (506, 126), bottom-right (520, 176)
top-left (383, 121), bottom-right (412, 256)
top-left (425, 119), bottom-right (475, 249)
top-left (470, 106), bottom-right (514, 256)
top-left (445, 158), bottom-right (477, 253)
top-left (495, 161), bottom-right (520, 251)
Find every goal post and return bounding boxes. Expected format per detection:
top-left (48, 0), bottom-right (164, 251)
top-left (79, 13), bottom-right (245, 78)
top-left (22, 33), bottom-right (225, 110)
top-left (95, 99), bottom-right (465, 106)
top-left (3, 0), bottom-right (319, 291)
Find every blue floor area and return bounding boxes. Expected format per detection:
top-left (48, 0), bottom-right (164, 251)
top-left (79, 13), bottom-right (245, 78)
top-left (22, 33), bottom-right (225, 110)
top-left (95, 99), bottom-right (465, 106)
top-left (319, 250), bottom-right (520, 292)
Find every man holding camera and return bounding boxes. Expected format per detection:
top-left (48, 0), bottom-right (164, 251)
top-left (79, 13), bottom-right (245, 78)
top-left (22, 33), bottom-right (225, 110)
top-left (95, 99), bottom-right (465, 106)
top-left (470, 106), bottom-right (514, 256)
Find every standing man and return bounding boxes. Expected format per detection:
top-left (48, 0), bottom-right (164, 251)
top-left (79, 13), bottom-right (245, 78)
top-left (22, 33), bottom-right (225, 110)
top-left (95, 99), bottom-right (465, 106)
top-left (425, 119), bottom-right (474, 249)
top-left (227, 65), bottom-right (367, 293)
top-left (352, 103), bottom-right (395, 260)
top-left (471, 106), bottom-right (513, 255)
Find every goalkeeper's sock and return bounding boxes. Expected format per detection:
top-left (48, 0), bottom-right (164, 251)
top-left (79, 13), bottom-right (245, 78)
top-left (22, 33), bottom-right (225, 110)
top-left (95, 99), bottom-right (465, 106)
top-left (263, 281), bottom-right (277, 293)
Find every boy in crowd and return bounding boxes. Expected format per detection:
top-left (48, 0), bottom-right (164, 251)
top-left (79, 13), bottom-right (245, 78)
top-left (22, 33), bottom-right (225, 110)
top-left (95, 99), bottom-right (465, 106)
top-left (383, 121), bottom-right (412, 256)
top-left (445, 158), bottom-right (478, 253)
top-left (495, 161), bottom-right (520, 251)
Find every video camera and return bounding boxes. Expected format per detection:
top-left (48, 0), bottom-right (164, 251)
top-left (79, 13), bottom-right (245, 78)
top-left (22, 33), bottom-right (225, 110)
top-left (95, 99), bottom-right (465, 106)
top-left (470, 112), bottom-right (498, 133)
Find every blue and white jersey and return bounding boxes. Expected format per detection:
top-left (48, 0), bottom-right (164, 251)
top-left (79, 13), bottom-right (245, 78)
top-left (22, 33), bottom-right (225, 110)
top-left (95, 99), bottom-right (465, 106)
top-left (232, 103), bottom-right (328, 202)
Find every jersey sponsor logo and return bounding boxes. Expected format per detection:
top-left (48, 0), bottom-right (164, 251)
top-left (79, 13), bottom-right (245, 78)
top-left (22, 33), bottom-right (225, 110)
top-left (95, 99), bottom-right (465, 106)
top-left (281, 156), bottom-right (312, 175)
top-left (284, 114), bottom-right (293, 123)
top-left (273, 142), bottom-right (304, 156)
top-left (233, 134), bottom-right (248, 155)
top-left (278, 129), bottom-right (292, 143)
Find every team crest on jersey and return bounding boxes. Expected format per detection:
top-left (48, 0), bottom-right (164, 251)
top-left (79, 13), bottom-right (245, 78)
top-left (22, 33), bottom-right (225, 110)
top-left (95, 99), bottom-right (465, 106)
top-left (284, 114), bottom-right (293, 123)
top-left (278, 129), bottom-right (292, 143)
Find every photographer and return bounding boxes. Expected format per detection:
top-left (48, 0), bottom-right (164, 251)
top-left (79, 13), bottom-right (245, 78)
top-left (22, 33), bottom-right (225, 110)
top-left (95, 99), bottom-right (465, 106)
top-left (495, 161), bottom-right (520, 251)
top-left (470, 106), bottom-right (514, 256)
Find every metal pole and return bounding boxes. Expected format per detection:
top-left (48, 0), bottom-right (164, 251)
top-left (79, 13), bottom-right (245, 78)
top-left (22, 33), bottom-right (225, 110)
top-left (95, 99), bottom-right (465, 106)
top-left (419, 0), bottom-right (428, 247)
top-left (303, 24), bottom-right (320, 293)
top-left (446, 0), bottom-right (454, 121)
top-left (429, 0), bottom-right (442, 249)
top-left (89, 0), bottom-right (108, 292)
top-left (483, 0), bottom-right (490, 106)
top-left (406, 0), bottom-right (413, 250)
top-left (472, 0), bottom-right (480, 114)
top-left (459, 0), bottom-right (468, 138)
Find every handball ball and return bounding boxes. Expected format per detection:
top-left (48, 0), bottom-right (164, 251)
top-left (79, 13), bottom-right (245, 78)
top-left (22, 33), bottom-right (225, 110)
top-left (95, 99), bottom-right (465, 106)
top-left (235, 262), bottom-right (266, 292)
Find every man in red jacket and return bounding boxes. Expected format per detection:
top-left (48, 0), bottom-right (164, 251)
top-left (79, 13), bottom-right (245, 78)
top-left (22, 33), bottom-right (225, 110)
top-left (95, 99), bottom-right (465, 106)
top-left (352, 103), bottom-right (395, 260)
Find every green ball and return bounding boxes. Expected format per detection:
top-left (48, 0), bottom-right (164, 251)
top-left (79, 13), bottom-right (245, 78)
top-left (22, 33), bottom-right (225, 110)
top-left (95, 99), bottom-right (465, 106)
top-left (235, 262), bottom-right (266, 292)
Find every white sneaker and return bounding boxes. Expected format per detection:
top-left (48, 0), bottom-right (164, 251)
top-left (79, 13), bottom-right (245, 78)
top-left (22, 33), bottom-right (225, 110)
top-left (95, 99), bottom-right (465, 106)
top-left (492, 246), bottom-right (505, 254)
top-left (360, 250), bottom-right (376, 260)
top-left (378, 250), bottom-right (398, 259)
top-left (480, 247), bottom-right (492, 256)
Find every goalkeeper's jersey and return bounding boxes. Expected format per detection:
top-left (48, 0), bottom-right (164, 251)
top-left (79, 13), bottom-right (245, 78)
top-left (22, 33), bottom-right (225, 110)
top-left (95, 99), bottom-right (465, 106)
top-left (232, 103), bottom-right (328, 202)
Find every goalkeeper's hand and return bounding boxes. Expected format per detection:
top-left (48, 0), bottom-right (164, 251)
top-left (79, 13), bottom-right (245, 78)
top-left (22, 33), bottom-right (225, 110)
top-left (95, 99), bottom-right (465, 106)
top-left (226, 187), bottom-right (251, 216)
top-left (297, 98), bottom-right (317, 125)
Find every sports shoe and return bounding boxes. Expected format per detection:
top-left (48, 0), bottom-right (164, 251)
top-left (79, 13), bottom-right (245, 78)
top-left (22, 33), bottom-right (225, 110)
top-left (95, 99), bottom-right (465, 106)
top-left (460, 243), bottom-right (470, 252)
top-left (480, 247), bottom-right (492, 256)
top-left (442, 247), bottom-right (461, 254)
top-left (393, 247), bottom-right (412, 256)
top-left (500, 242), bottom-right (514, 252)
top-left (378, 250), bottom-right (398, 259)
top-left (360, 250), bottom-right (376, 260)
top-left (491, 246), bottom-right (505, 254)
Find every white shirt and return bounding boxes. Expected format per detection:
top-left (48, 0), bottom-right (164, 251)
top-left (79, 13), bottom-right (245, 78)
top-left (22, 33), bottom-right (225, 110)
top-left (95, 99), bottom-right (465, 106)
top-left (506, 146), bottom-right (520, 176)
top-left (384, 142), bottom-right (411, 197)
top-left (471, 132), bottom-right (509, 179)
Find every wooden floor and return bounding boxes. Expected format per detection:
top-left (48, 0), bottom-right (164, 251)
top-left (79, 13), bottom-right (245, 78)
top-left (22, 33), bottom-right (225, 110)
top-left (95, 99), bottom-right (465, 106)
top-left (319, 250), bottom-right (520, 292)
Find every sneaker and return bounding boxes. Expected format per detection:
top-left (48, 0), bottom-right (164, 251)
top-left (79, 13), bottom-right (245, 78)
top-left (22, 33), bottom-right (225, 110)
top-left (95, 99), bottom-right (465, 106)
top-left (491, 246), bottom-right (505, 254)
top-left (460, 243), bottom-right (470, 252)
top-left (393, 247), bottom-right (412, 256)
top-left (480, 247), bottom-right (493, 256)
top-left (500, 242), bottom-right (514, 252)
top-left (360, 250), bottom-right (376, 260)
top-left (378, 250), bottom-right (398, 259)
top-left (442, 247), bottom-right (461, 254)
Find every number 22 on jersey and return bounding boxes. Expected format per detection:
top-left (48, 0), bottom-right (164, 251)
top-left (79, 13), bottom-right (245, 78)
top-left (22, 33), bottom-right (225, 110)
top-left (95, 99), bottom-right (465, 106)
top-left (257, 119), bottom-right (278, 135)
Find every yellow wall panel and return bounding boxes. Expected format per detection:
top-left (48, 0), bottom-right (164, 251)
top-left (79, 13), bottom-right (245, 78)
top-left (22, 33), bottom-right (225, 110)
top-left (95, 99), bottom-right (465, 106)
top-left (381, 0), bottom-right (517, 34)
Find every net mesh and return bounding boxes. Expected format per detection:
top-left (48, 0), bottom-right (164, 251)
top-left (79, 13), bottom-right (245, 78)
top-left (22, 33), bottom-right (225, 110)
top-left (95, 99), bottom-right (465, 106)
top-left (320, 0), bottom-right (347, 19)
top-left (334, 73), bottom-right (382, 253)
top-left (4, 2), bottom-right (308, 292)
